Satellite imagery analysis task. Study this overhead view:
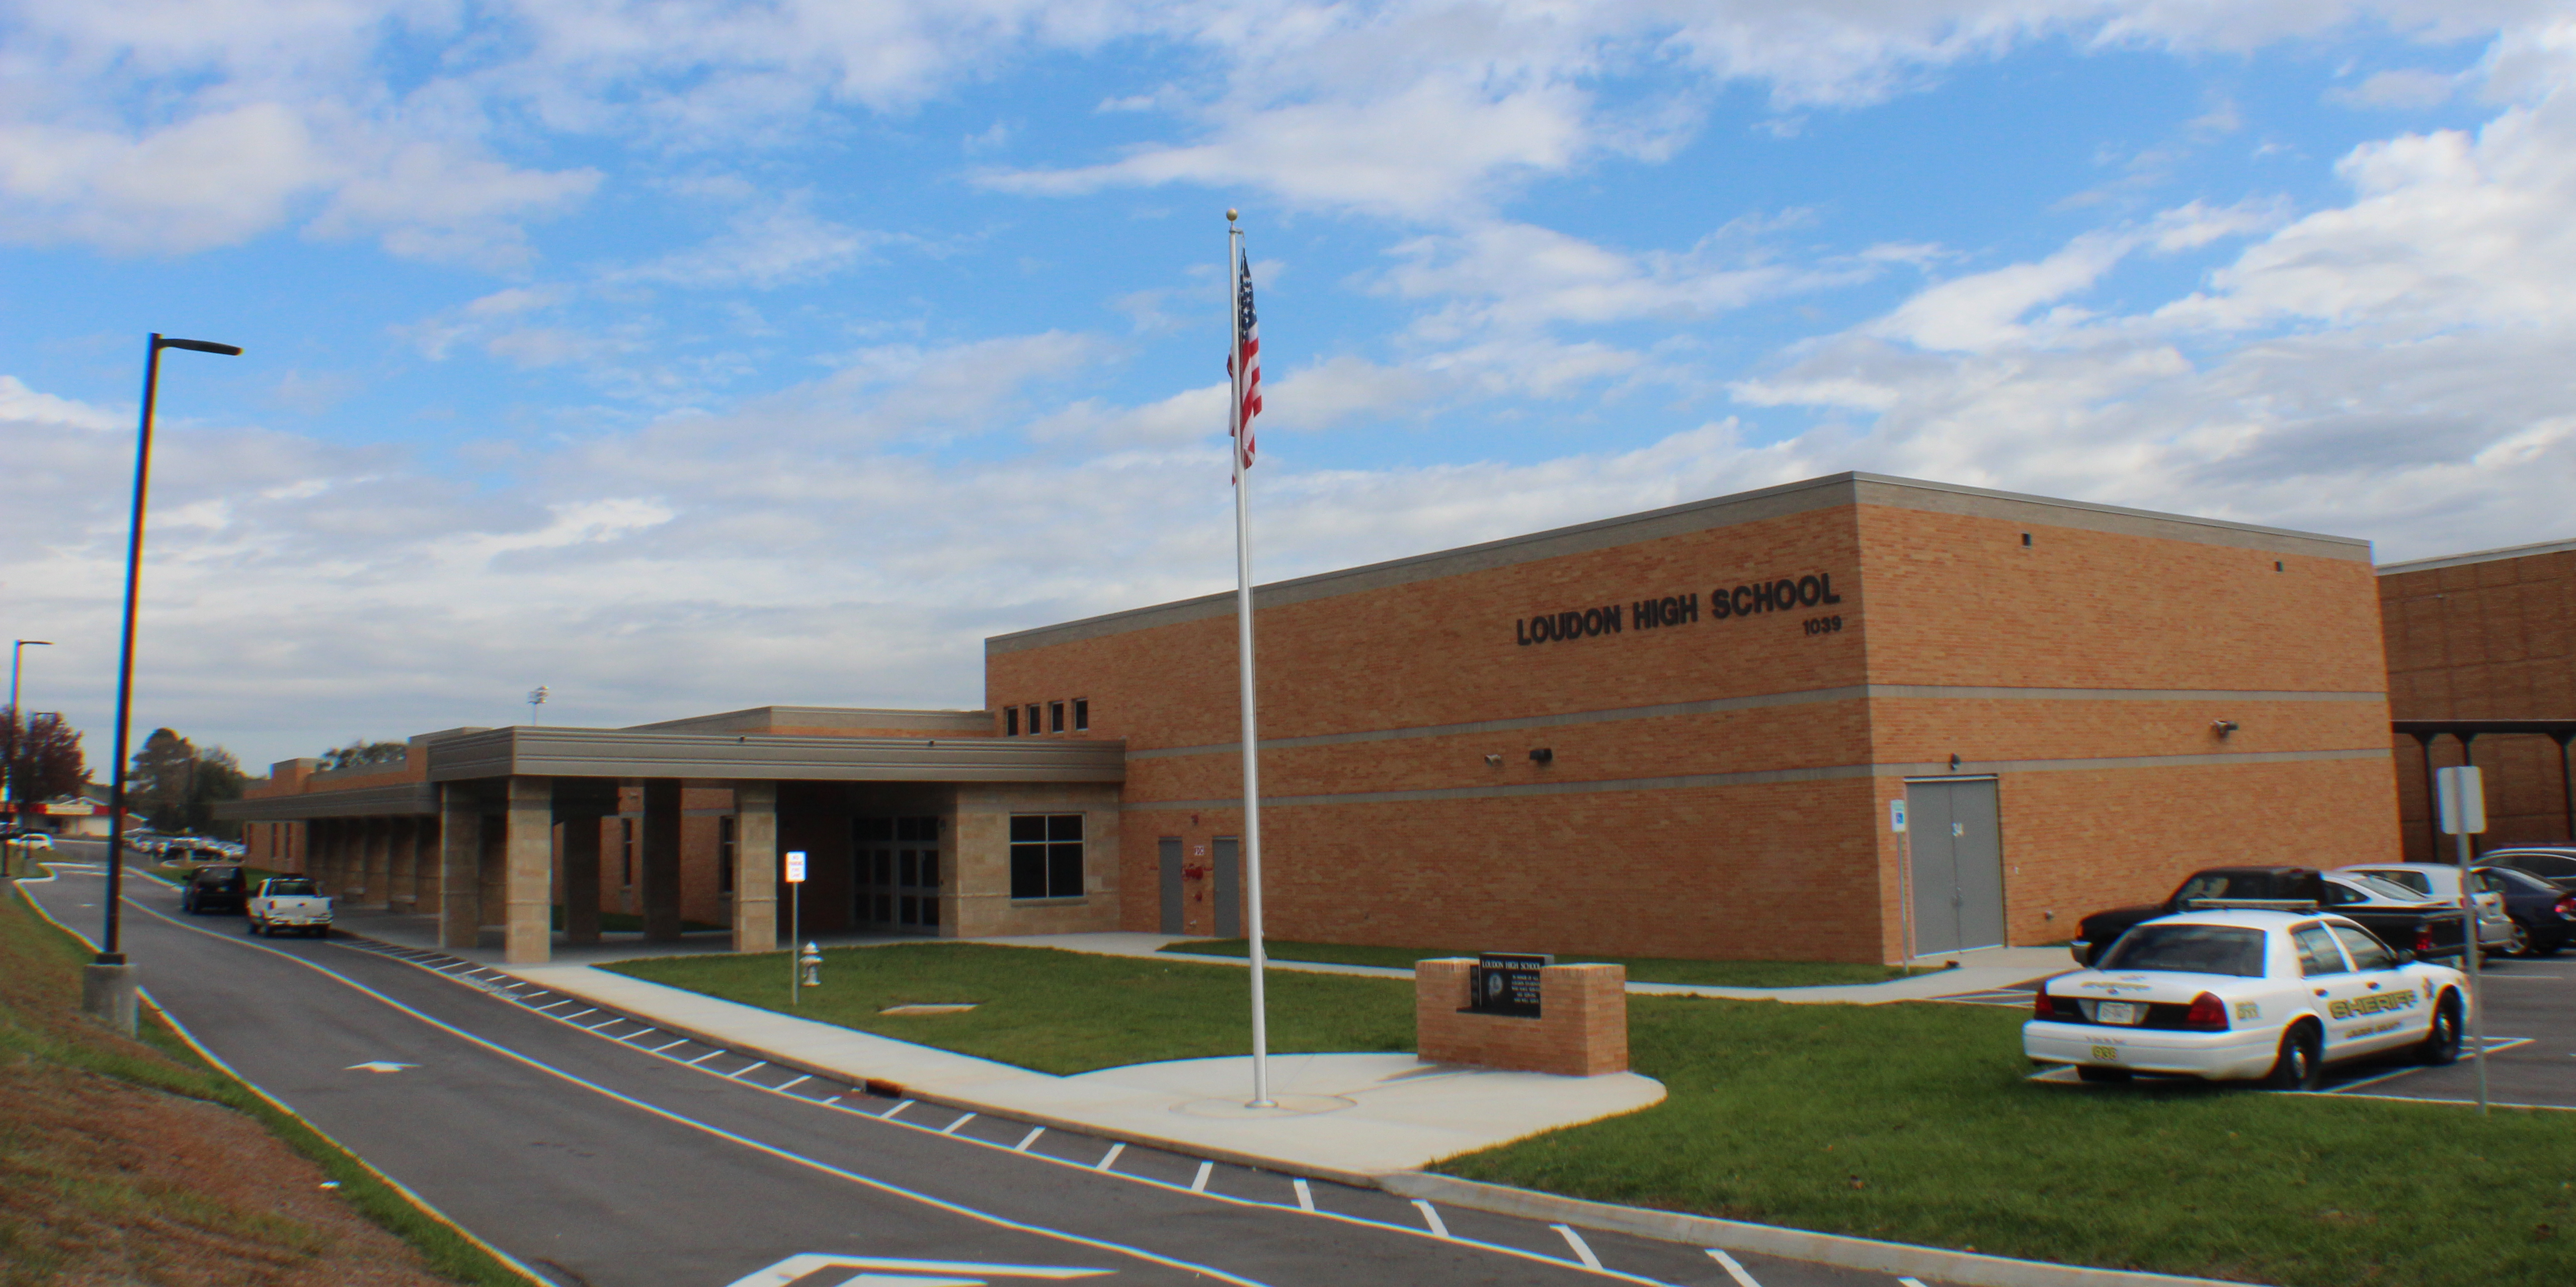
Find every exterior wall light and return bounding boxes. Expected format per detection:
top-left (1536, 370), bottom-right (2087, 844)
top-left (2212, 720), bottom-right (2240, 738)
top-left (1529, 748), bottom-right (1554, 766)
top-left (1484, 754), bottom-right (1503, 768)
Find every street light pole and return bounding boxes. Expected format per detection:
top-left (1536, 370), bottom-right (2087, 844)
top-left (89, 334), bottom-right (240, 1035)
top-left (5, 639), bottom-right (52, 845)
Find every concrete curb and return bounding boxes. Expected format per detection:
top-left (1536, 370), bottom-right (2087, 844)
top-left (1377, 1174), bottom-right (2264, 1287)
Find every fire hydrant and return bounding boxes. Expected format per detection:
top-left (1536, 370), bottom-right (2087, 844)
top-left (799, 942), bottom-right (823, 989)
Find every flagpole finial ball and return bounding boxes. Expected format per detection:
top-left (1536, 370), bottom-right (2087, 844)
top-left (1226, 208), bottom-right (1238, 222)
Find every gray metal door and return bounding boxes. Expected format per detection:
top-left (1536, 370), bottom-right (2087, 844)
top-left (1159, 838), bottom-right (1184, 935)
top-left (1906, 778), bottom-right (2005, 955)
top-left (1212, 837), bottom-right (1242, 938)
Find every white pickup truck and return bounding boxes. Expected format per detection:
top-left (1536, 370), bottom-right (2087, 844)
top-left (246, 876), bottom-right (333, 938)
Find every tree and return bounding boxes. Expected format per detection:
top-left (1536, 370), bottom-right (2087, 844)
top-left (0, 709), bottom-right (86, 822)
top-left (320, 738), bottom-right (407, 771)
top-left (126, 730), bottom-right (247, 839)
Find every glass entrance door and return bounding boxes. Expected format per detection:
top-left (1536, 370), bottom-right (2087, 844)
top-left (854, 815), bottom-right (942, 933)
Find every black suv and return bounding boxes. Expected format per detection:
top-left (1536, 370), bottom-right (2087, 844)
top-left (180, 864), bottom-right (249, 915)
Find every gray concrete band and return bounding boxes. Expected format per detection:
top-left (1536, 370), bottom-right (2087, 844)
top-left (1378, 1174), bottom-right (2258, 1287)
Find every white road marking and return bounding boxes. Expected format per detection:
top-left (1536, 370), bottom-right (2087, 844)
top-left (1412, 1200), bottom-right (1450, 1239)
top-left (684, 1049), bottom-right (726, 1066)
top-left (1292, 1178), bottom-right (1313, 1213)
top-left (939, 1112), bottom-right (978, 1135)
top-left (1899, 1278), bottom-right (1932, 1287)
top-left (619, 1028), bottom-right (659, 1042)
top-left (1550, 1225), bottom-right (1602, 1270)
top-left (1014, 1126), bottom-right (1045, 1152)
top-left (1707, 1249), bottom-right (1763, 1287)
top-left (821, 1096), bottom-right (843, 1107)
top-left (535, 999), bottom-right (578, 1012)
top-left (1191, 1161), bottom-right (1213, 1193)
top-left (778, 1075), bottom-right (812, 1092)
top-left (883, 1099), bottom-right (914, 1120)
top-left (647, 1039), bottom-right (690, 1054)
top-left (724, 1061), bottom-right (770, 1080)
top-left (560, 1008), bottom-right (598, 1021)
top-left (1095, 1142), bottom-right (1124, 1171)
top-left (344, 1061), bottom-right (416, 1074)
top-left (720, 1253), bottom-right (1111, 1286)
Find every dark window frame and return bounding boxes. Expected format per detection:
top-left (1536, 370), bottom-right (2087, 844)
top-left (1049, 701), bottom-right (1065, 733)
top-left (718, 815), bottom-right (736, 895)
top-left (1005, 706), bottom-right (1019, 736)
top-left (1008, 813), bottom-right (1085, 900)
top-left (1072, 698), bottom-right (1088, 732)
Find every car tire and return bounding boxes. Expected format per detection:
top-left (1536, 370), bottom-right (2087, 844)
top-left (2504, 919), bottom-right (2535, 958)
top-left (2417, 992), bottom-right (2465, 1066)
top-left (2076, 1065), bottom-right (2131, 1084)
top-left (2264, 1023), bottom-right (2324, 1090)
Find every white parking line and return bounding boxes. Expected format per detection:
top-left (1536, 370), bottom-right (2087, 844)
top-left (1706, 1249), bottom-right (1762, 1287)
top-left (778, 1075), bottom-right (812, 1092)
top-left (821, 1096), bottom-right (842, 1107)
top-left (1190, 1162), bottom-right (1212, 1193)
top-left (619, 1028), bottom-right (659, 1042)
top-left (535, 999), bottom-right (579, 1012)
top-left (1014, 1127), bottom-right (1045, 1152)
top-left (647, 1039), bottom-right (690, 1054)
top-left (1550, 1225), bottom-right (1602, 1270)
top-left (1095, 1143), bottom-right (1124, 1171)
top-left (883, 1100), bottom-right (913, 1120)
top-left (1412, 1200), bottom-right (1449, 1239)
top-left (560, 1008), bottom-right (598, 1021)
top-left (1292, 1179), bottom-right (1313, 1213)
top-left (1899, 1278), bottom-right (1932, 1287)
top-left (939, 1112), bottom-right (977, 1135)
top-left (684, 1049), bottom-right (726, 1066)
top-left (725, 1061), bottom-right (770, 1080)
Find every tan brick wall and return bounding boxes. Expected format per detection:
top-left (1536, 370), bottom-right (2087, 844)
top-left (2382, 551), bottom-right (2576, 857)
top-left (1002, 490), bottom-right (2394, 963)
top-left (1416, 959), bottom-right (1628, 1077)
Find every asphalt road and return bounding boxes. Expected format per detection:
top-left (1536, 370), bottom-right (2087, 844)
top-left (21, 843), bottom-right (1937, 1287)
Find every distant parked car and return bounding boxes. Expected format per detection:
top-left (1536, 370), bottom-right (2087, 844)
top-left (179, 864), bottom-right (248, 915)
top-left (246, 876), bottom-right (332, 938)
top-left (2478, 846), bottom-right (2576, 892)
top-left (2475, 865), bottom-right (2576, 956)
top-left (2074, 867), bottom-right (2472, 966)
top-left (8, 832), bottom-right (54, 851)
top-left (2331, 865), bottom-right (2517, 950)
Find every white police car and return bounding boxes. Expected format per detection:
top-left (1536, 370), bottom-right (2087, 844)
top-left (2024, 908), bottom-right (2469, 1089)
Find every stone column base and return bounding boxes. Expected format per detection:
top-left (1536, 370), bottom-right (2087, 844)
top-left (81, 962), bottom-right (139, 1036)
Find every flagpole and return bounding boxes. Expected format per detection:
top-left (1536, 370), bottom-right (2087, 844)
top-left (1228, 209), bottom-right (1273, 1109)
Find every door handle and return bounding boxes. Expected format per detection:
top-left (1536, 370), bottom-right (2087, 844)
top-left (2366, 982), bottom-right (2381, 990)
top-left (2314, 989), bottom-right (2328, 997)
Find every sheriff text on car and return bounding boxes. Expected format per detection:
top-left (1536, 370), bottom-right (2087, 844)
top-left (2024, 908), bottom-right (2469, 1089)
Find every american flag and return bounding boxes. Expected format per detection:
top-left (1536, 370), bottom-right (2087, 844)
top-left (1229, 245), bottom-right (1261, 470)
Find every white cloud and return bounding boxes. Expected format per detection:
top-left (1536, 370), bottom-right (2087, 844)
top-left (2329, 68), bottom-right (2462, 109)
top-left (619, 202), bottom-right (889, 289)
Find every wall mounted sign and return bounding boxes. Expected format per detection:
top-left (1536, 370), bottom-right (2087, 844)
top-left (1466, 951), bottom-right (1552, 1017)
top-left (1515, 573), bottom-right (1847, 647)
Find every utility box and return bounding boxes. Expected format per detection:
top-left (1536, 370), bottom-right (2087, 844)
top-left (1416, 957), bottom-right (1628, 1077)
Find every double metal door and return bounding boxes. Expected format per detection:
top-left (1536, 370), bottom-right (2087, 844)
top-left (1906, 778), bottom-right (2005, 955)
top-left (854, 816), bottom-right (941, 933)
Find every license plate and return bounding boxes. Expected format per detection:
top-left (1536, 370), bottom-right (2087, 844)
top-left (2094, 1001), bottom-right (2144, 1025)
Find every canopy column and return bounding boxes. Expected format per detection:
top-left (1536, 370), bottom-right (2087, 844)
top-left (640, 779), bottom-right (684, 943)
top-left (504, 776), bottom-right (553, 964)
top-left (555, 780), bottom-right (618, 946)
top-left (732, 781), bottom-right (778, 953)
top-left (438, 783), bottom-right (483, 950)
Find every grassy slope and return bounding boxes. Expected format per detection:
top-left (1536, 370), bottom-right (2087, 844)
top-left (1158, 938), bottom-right (1925, 987)
top-left (0, 878), bottom-right (529, 1286)
top-left (608, 942), bottom-right (1416, 1075)
top-left (1439, 996), bottom-right (2576, 1287)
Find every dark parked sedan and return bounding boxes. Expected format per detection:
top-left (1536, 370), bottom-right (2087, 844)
top-left (2479, 846), bottom-right (2576, 892)
top-left (179, 864), bottom-right (248, 915)
top-left (2478, 864), bottom-right (2576, 956)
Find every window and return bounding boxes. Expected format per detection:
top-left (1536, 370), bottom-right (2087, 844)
top-left (620, 818), bottom-right (636, 888)
top-left (2094, 925), bottom-right (2265, 977)
top-left (718, 816), bottom-right (736, 895)
top-left (2291, 924), bottom-right (2347, 976)
top-left (1009, 813), bottom-right (1085, 899)
top-left (1073, 698), bottom-right (1088, 731)
top-left (1005, 706), bottom-right (1019, 736)
top-left (1025, 703), bottom-right (1040, 735)
top-left (1049, 701), bottom-right (1065, 733)
top-left (2329, 924), bottom-right (2396, 971)
top-left (2367, 868), bottom-right (2432, 897)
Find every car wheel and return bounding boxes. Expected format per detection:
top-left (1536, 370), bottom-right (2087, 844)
top-left (2076, 1065), bottom-right (2131, 1084)
top-left (2265, 1024), bottom-right (2324, 1090)
top-left (2418, 993), bottom-right (2465, 1066)
top-left (2504, 919), bottom-right (2536, 958)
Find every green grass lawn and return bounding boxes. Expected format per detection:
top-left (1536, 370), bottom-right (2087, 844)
top-left (1439, 996), bottom-right (2576, 1287)
top-left (606, 943), bottom-right (1416, 1075)
top-left (1157, 938), bottom-right (1929, 988)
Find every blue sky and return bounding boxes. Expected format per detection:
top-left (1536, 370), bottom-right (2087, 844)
top-left (1, 1), bottom-right (2570, 770)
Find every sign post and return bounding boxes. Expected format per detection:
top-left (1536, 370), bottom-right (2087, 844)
top-left (2434, 766), bottom-right (2488, 1114)
top-left (1891, 797), bottom-right (1914, 965)
top-left (784, 850), bottom-right (807, 1009)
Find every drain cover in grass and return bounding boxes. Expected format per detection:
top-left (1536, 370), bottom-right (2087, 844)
top-left (879, 1003), bottom-right (978, 1016)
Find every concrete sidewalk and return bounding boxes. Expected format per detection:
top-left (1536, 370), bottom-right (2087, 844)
top-left (488, 959), bottom-right (1667, 1181)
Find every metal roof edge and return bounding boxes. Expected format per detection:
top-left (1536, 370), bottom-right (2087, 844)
top-left (2377, 535), bottom-right (2576, 577)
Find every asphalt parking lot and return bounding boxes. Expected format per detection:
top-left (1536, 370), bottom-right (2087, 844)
top-left (1952, 954), bottom-right (2576, 1108)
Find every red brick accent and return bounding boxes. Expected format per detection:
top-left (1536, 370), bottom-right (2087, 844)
top-left (1416, 959), bottom-right (1629, 1077)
